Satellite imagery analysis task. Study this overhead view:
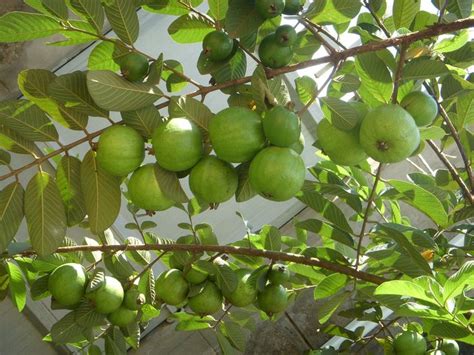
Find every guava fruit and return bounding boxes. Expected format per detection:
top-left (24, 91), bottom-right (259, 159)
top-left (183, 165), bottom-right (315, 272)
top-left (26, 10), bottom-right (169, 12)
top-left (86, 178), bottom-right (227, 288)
top-left (48, 263), bottom-right (87, 307)
top-left (256, 0), bottom-right (285, 18)
top-left (317, 119), bottom-right (367, 166)
top-left (202, 31), bottom-right (234, 61)
top-left (258, 34), bottom-right (294, 69)
top-left (262, 105), bottom-right (300, 147)
top-left (283, 0), bottom-right (303, 14)
top-left (359, 104), bottom-right (420, 163)
top-left (88, 276), bottom-right (124, 314)
top-left (97, 125), bottom-right (145, 177)
top-left (427, 351), bottom-right (446, 355)
top-left (189, 156), bottom-right (238, 203)
top-left (275, 25), bottom-right (297, 47)
top-left (184, 265), bottom-right (208, 285)
top-left (400, 91), bottom-right (438, 126)
top-left (155, 269), bottom-right (189, 306)
top-left (107, 306), bottom-right (138, 327)
top-left (289, 133), bottom-right (305, 154)
top-left (127, 164), bottom-right (175, 211)
top-left (188, 281), bottom-right (223, 315)
top-left (222, 269), bottom-right (257, 307)
top-left (123, 288), bottom-right (145, 310)
top-left (439, 339), bottom-right (459, 355)
top-left (119, 52), bottom-right (149, 82)
top-left (393, 331), bottom-right (427, 355)
top-left (152, 118), bottom-right (203, 172)
top-left (257, 284), bottom-right (288, 315)
top-left (209, 106), bottom-right (265, 163)
top-left (268, 264), bottom-right (290, 284)
top-left (249, 147), bottom-right (305, 201)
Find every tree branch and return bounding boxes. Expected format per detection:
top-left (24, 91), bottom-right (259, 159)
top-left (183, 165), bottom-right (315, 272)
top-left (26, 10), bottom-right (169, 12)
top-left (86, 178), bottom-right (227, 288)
top-left (391, 44), bottom-right (407, 103)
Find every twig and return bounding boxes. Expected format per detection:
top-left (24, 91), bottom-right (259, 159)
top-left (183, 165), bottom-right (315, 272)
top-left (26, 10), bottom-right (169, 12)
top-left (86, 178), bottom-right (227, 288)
top-left (127, 251), bottom-right (167, 288)
top-left (302, 18), bottom-right (347, 50)
top-left (363, 0), bottom-right (391, 38)
top-left (212, 304), bottom-right (232, 329)
top-left (391, 44), bottom-right (407, 103)
top-left (300, 19), bottom-right (337, 55)
top-left (438, 0), bottom-right (449, 23)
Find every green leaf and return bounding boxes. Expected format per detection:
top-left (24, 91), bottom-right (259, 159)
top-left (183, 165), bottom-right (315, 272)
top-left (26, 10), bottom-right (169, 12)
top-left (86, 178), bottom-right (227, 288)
top-left (121, 106), bottom-right (162, 139)
top-left (0, 125), bottom-right (36, 155)
top-left (87, 41), bottom-right (128, 71)
top-left (443, 261), bottom-right (474, 302)
top-left (402, 59), bottom-right (449, 80)
top-left (146, 54), bottom-right (164, 86)
top-left (319, 291), bottom-right (350, 324)
top-left (393, 0), bottom-right (420, 29)
top-left (225, 0), bottom-right (265, 38)
top-left (212, 48), bottom-right (247, 84)
top-left (31, 274), bottom-right (50, 300)
top-left (320, 97), bottom-right (359, 130)
top-left (69, 0), bottom-right (104, 32)
top-left (74, 302), bottom-right (106, 327)
top-left (25, 172), bottom-right (67, 256)
top-left (83, 236), bottom-right (102, 263)
top-left (0, 12), bottom-right (63, 42)
top-left (374, 280), bottom-right (439, 306)
top-left (430, 321), bottom-right (471, 339)
top-left (310, 0), bottom-right (362, 24)
top-left (455, 91), bottom-right (474, 126)
top-left (80, 150), bottom-right (121, 234)
top-left (168, 96), bottom-right (214, 130)
top-left (0, 182), bottom-right (25, 253)
top-left (292, 31), bottom-right (322, 63)
top-left (295, 76), bottom-right (317, 105)
top-left (105, 328), bottom-right (127, 355)
top-left (355, 52), bottom-right (392, 105)
top-left (260, 225), bottom-right (281, 251)
top-left (6, 261), bottom-right (26, 312)
top-left (0, 150), bottom-right (11, 165)
top-left (314, 273), bottom-right (348, 300)
top-left (154, 164), bottom-right (188, 203)
top-left (138, 269), bottom-right (156, 304)
top-left (209, 0), bottom-right (229, 20)
top-left (446, 0), bottom-right (472, 18)
top-left (125, 237), bottom-right (151, 265)
top-left (195, 224), bottom-right (218, 245)
top-left (143, 0), bottom-right (204, 16)
top-left (42, 0), bottom-right (69, 19)
top-left (51, 311), bottom-right (87, 344)
top-left (103, 0), bottom-right (139, 45)
top-left (222, 320), bottom-right (247, 351)
top-left (141, 304), bottom-right (161, 322)
top-left (168, 14), bottom-right (214, 43)
top-left (434, 30), bottom-right (469, 53)
top-left (419, 126), bottom-right (446, 140)
top-left (235, 162), bottom-right (257, 202)
top-left (216, 329), bottom-right (241, 355)
top-left (295, 219), bottom-right (354, 247)
top-left (87, 70), bottom-right (163, 111)
top-left (214, 263), bottom-right (238, 295)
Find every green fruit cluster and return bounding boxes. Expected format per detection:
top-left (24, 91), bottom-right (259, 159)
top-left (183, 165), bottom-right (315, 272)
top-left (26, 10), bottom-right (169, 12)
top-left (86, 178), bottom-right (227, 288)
top-left (255, 0), bottom-right (304, 18)
top-left (259, 25), bottom-right (297, 68)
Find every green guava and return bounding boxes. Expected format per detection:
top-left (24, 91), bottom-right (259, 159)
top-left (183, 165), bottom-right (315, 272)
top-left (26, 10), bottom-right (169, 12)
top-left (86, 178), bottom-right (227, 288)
top-left (427, 351), bottom-right (446, 355)
top-left (400, 91), bottom-right (438, 126)
top-left (123, 288), bottom-right (145, 310)
top-left (152, 118), bottom-right (203, 172)
top-left (127, 164), bottom-right (175, 211)
top-left (107, 306), bottom-right (138, 327)
top-left (256, 0), bottom-right (285, 18)
top-left (267, 264), bottom-right (290, 285)
top-left (258, 34), bottom-right (294, 69)
top-left (249, 147), bottom-right (305, 201)
top-left (88, 276), bottom-right (124, 314)
top-left (119, 52), bottom-right (149, 82)
top-left (222, 269), bottom-right (257, 307)
top-left (257, 284), bottom-right (288, 315)
top-left (48, 263), bottom-right (87, 307)
top-left (97, 125), bottom-right (145, 177)
top-left (189, 156), bottom-right (238, 203)
top-left (188, 281), bottom-right (223, 316)
top-left (209, 106), bottom-right (265, 163)
top-left (262, 105), bottom-right (301, 147)
top-left (439, 339), bottom-right (459, 355)
top-left (289, 133), bottom-right (305, 154)
top-left (155, 269), bottom-right (189, 306)
top-left (317, 119), bottom-right (367, 166)
top-left (359, 104), bottom-right (420, 163)
top-left (184, 265), bottom-right (208, 284)
top-left (202, 31), bottom-right (234, 61)
top-left (393, 331), bottom-right (427, 355)
top-left (169, 254), bottom-right (185, 270)
top-left (275, 25), bottom-right (297, 47)
top-left (283, 0), bottom-right (303, 14)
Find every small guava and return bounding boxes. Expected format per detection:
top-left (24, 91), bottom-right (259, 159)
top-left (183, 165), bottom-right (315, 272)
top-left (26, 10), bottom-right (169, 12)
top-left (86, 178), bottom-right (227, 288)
top-left (283, 0), bottom-right (303, 14)
top-left (107, 306), bottom-right (138, 327)
top-left (97, 125), bottom-right (145, 177)
top-left (359, 104), bottom-right (420, 163)
top-left (262, 105), bottom-right (301, 147)
top-left (400, 91), bottom-right (438, 126)
top-left (155, 269), bottom-right (189, 306)
top-left (289, 133), bottom-right (305, 154)
top-left (439, 339), bottom-right (459, 355)
top-left (123, 288), bottom-right (145, 310)
top-left (88, 276), bottom-right (124, 314)
top-left (258, 34), bottom-right (294, 69)
top-left (127, 164), bottom-right (175, 211)
top-left (249, 147), bottom-right (305, 201)
top-left (184, 265), bottom-right (208, 285)
top-left (222, 269), bottom-right (257, 307)
top-left (202, 31), bottom-right (234, 61)
top-left (48, 263), bottom-right (87, 307)
top-left (189, 156), bottom-right (238, 203)
top-left (257, 284), bottom-right (288, 316)
top-left (188, 281), bottom-right (223, 316)
top-left (275, 25), bottom-right (297, 47)
top-left (267, 264), bottom-right (290, 285)
top-left (317, 119), bottom-right (367, 166)
top-left (152, 118), bottom-right (203, 172)
top-left (209, 106), bottom-right (265, 163)
top-left (256, 0), bottom-right (285, 18)
top-left (119, 52), bottom-right (149, 82)
top-left (393, 331), bottom-right (427, 355)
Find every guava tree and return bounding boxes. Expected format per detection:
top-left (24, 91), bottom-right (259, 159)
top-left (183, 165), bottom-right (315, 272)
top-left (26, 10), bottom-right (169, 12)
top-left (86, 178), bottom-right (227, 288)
top-left (0, 0), bottom-right (473, 353)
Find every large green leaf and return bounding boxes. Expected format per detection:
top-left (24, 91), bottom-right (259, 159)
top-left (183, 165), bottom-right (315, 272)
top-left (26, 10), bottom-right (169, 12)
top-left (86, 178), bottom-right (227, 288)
top-left (318, 291), bottom-right (350, 324)
top-left (402, 59), bottom-right (449, 80)
top-left (235, 162), bottom-right (257, 202)
top-left (374, 280), bottom-right (439, 306)
top-left (295, 76), bottom-right (317, 105)
top-left (260, 225), bottom-right (281, 251)
top-left (434, 29), bottom-right (469, 53)
top-left (69, 0), bottom-right (105, 32)
top-left (209, 0), bottom-right (229, 20)
top-left (443, 261), bottom-right (474, 302)
top-left (154, 164), bottom-right (188, 203)
top-left (393, 0), bottom-right (420, 29)
top-left (25, 172), bottom-right (67, 256)
top-left (310, 0), bottom-right (362, 25)
top-left (225, 0), bottom-right (265, 38)
top-left (295, 219), bottom-right (354, 247)
top-left (319, 97), bottom-right (359, 131)
top-left (87, 41), bottom-right (128, 71)
top-left (0, 182), bottom-right (25, 252)
top-left (212, 48), bottom-right (247, 84)
top-left (51, 311), bottom-right (87, 344)
top-left (80, 150), bottom-right (121, 234)
top-left (42, 0), bottom-right (69, 19)
top-left (0, 126), bottom-right (36, 155)
top-left (168, 96), bottom-right (214, 130)
top-left (446, 0), bottom-right (472, 18)
top-left (168, 14), bottom-right (214, 43)
top-left (355, 52), bottom-right (392, 105)
top-left (0, 12), bottom-right (63, 42)
top-left (121, 106), bottom-right (163, 139)
top-left (143, 0), bottom-right (204, 16)
top-left (103, 0), bottom-right (139, 45)
top-left (6, 261), bottom-right (26, 312)
top-left (87, 70), bottom-right (163, 111)
top-left (430, 321), bottom-right (472, 340)
top-left (314, 273), bottom-right (347, 300)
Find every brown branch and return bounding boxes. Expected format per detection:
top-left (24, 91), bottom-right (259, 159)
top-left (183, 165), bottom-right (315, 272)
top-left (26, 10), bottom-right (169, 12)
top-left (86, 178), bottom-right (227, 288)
top-left (302, 18), bottom-right (347, 50)
top-left (391, 44), bottom-right (407, 103)
top-left (301, 19), bottom-right (337, 55)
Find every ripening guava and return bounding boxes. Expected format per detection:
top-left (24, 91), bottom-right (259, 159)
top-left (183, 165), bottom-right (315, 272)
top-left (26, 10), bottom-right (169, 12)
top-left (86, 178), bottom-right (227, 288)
top-left (123, 288), bottom-right (145, 310)
top-left (267, 264), bottom-right (290, 285)
top-left (184, 265), bottom-right (208, 285)
top-left (249, 147), bottom-right (305, 201)
top-left (257, 284), bottom-right (288, 315)
top-left (155, 269), bottom-right (189, 306)
top-left (359, 104), bottom-right (420, 163)
top-left (393, 331), bottom-right (427, 355)
top-left (202, 31), bottom-right (234, 61)
top-left (317, 119), bottom-right (367, 166)
top-left (222, 269), bottom-right (257, 307)
top-left (48, 263), bottom-right (87, 307)
top-left (152, 118), bottom-right (203, 172)
top-left (262, 105), bottom-right (300, 147)
top-left (400, 91), bottom-right (438, 126)
top-left (188, 281), bottom-right (223, 316)
top-left (107, 306), bottom-right (138, 327)
top-left (283, 0), bottom-right (303, 14)
top-left (97, 125), bottom-right (145, 177)
top-left (256, 0), bottom-right (285, 18)
top-left (289, 133), bottom-right (305, 154)
top-left (258, 34), bottom-right (294, 69)
top-left (275, 25), bottom-right (297, 47)
top-left (439, 339), bottom-right (459, 355)
top-left (127, 164), bottom-right (175, 211)
top-left (119, 52), bottom-right (149, 82)
top-left (87, 276), bottom-right (124, 314)
top-left (189, 156), bottom-right (238, 203)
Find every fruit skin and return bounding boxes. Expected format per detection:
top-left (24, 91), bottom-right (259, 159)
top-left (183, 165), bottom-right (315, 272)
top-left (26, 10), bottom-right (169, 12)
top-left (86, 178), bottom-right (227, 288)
top-left (189, 156), bottom-right (238, 203)
top-left (359, 104), bottom-right (420, 163)
top-left (152, 118), bottom-right (203, 172)
top-left (262, 105), bottom-right (300, 147)
top-left (400, 91), bottom-right (438, 126)
top-left (184, 265), bottom-right (208, 285)
top-left (97, 125), bottom-right (145, 177)
top-left (268, 264), bottom-right (290, 285)
top-left (209, 106), bottom-right (265, 163)
top-left (256, 0), bottom-right (285, 18)
top-left (188, 281), bottom-right (223, 315)
top-left (439, 339), bottom-right (459, 355)
top-left (317, 119), bottom-right (367, 166)
top-left (120, 52), bottom-right (149, 82)
top-left (222, 269), bottom-right (257, 307)
top-left (107, 306), bottom-right (138, 327)
top-left (257, 284), bottom-right (288, 315)
top-left (128, 164), bottom-right (175, 211)
top-left (249, 147), bottom-right (305, 201)
top-left (289, 133), bottom-right (305, 154)
top-left (123, 288), bottom-right (145, 310)
top-left (258, 34), bottom-right (294, 69)
top-left (155, 269), bottom-right (189, 306)
top-left (48, 263), bottom-right (87, 307)
top-left (88, 276), bottom-right (124, 314)
top-left (393, 331), bottom-right (427, 355)
top-left (275, 25), bottom-right (297, 46)
top-left (283, 0), bottom-right (303, 14)
top-left (202, 31), bottom-right (234, 61)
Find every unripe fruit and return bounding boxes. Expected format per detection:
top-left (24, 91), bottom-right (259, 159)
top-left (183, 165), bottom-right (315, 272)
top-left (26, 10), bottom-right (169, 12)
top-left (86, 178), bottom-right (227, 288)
top-left (222, 269), bottom-right (257, 307)
top-left (119, 52), bottom-right (149, 82)
top-left (283, 0), bottom-right (303, 14)
top-left (256, 0), bottom-right (285, 18)
top-left (123, 288), bottom-right (145, 310)
top-left (48, 263), bottom-right (87, 307)
top-left (184, 265), bottom-right (208, 285)
top-left (400, 91), bottom-right (438, 126)
top-left (107, 306), bottom-right (138, 327)
top-left (155, 269), bottom-right (189, 306)
top-left (393, 331), bottom-right (427, 355)
top-left (258, 34), bottom-right (294, 69)
top-left (188, 281), bottom-right (223, 315)
top-left (275, 25), bottom-right (297, 47)
top-left (289, 133), bottom-right (305, 154)
top-left (267, 264), bottom-right (290, 285)
top-left (439, 339), bottom-right (459, 355)
top-left (202, 31), bottom-right (234, 61)
top-left (262, 105), bottom-right (300, 147)
top-left (257, 284), bottom-right (288, 315)
top-left (88, 276), bottom-right (124, 314)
